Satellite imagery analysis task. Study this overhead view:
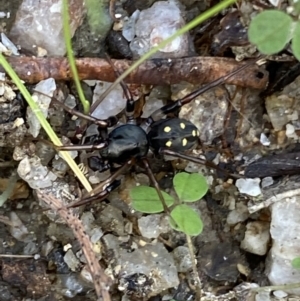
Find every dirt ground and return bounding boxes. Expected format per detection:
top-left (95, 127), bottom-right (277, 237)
top-left (1, 1), bottom-right (300, 301)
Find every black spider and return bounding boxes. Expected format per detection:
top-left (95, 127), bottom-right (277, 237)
top-left (54, 58), bottom-right (263, 206)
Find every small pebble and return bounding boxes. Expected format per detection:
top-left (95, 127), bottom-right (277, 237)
top-left (273, 290), bottom-right (288, 298)
top-left (268, 0), bottom-right (281, 7)
top-left (172, 246), bottom-right (192, 272)
top-left (260, 133), bottom-right (270, 146)
top-left (286, 123), bottom-right (295, 134)
top-left (91, 81), bottom-right (125, 119)
top-left (240, 221), bottom-right (270, 255)
top-left (235, 178), bottom-right (261, 196)
top-left (1, 32), bottom-right (19, 55)
top-left (256, 290), bottom-right (271, 301)
top-left (261, 177), bottom-right (274, 188)
top-left (227, 202), bottom-right (249, 225)
top-left (64, 249), bottom-right (81, 272)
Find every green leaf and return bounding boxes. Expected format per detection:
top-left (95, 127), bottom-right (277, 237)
top-left (130, 186), bottom-right (175, 213)
top-left (173, 172), bottom-right (208, 202)
top-left (248, 10), bottom-right (293, 54)
top-left (292, 22), bottom-right (300, 61)
top-left (170, 204), bottom-right (203, 235)
top-left (292, 257), bottom-right (300, 269)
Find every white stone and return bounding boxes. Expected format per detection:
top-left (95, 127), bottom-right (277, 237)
top-left (1, 33), bottom-right (19, 55)
top-left (91, 81), bottom-right (125, 119)
top-left (83, 80), bottom-right (97, 86)
top-left (240, 221), bottom-right (270, 255)
top-left (0, 73), bottom-right (5, 81)
top-left (120, 242), bottom-right (179, 294)
top-left (286, 123), bottom-right (295, 134)
top-left (256, 290), bottom-right (271, 301)
top-left (27, 78), bottom-right (56, 137)
top-left (56, 274), bottom-right (84, 297)
top-left (138, 214), bottom-right (170, 239)
top-left (260, 133), bottom-right (270, 146)
top-left (17, 156), bottom-right (57, 189)
top-left (226, 202), bottom-right (249, 225)
top-left (266, 196), bottom-right (300, 295)
top-left (286, 123), bottom-right (296, 139)
top-left (80, 265), bottom-right (93, 284)
top-left (64, 249), bottom-right (81, 272)
top-left (4, 85), bottom-right (16, 101)
top-left (13, 118), bottom-right (24, 128)
top-left (9, 0), bottom-right (84, 56)
top-left (103, 234), bottom-right (179, 295)
top-left (130, 1), bottom-right (189, 59)
top-left (90, 228), bottom-right (104, 244)
top-left (235, 178), bottom-right (261, 196)
top-left (261, 177), bottom-right (274, 188)
top-left (8, 211), bottom-right (30, 242)
top-left (0, 42), bottom-right (9, 54)
top-left (122, 10), bottom-right (140, 42)
top-left (268, 0), bottom-right (281, 6)
top-left (273, 290), bottom-right (288, 298)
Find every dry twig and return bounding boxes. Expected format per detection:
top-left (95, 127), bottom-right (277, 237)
top-left (37, 190), bottom-right (112, 301)
top-left (2, 56), bottom-right (268, 88)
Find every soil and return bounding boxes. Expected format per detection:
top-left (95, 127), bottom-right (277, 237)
top-left (1, 1), bottom-right (300, 301)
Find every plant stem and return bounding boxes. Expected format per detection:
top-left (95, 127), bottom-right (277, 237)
top-left (62, 0), bottom-right (90, 114)
top-left (186, 234), bottom-right (202, 300)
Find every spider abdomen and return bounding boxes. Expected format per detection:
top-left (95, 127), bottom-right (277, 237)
top-left (148, 118), bottom-right (199, 152)
top-left (100, 124), bottom-right (149, 164)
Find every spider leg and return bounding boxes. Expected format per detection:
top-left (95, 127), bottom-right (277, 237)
top-left (143, 59), bottom-right (261, 129)
top-left (57, 141), bottom-right (108, 151)
top-left (159, 148), bottom-right (242, 179)
top-left (141, 158), bottom-right (170, 213)
top-left (89, 158), bottom-right (135, 197)
top-left (66, 159), bottom-right (135, 209)
top-left (66, 179), bottom-right (121, 209)
top-left (124, 95), bottom-right (136, 125)
top-left (51, 97), bottom-right (118, 128)
top-left (106, 56), bottom-right (136, 124)
top-left (34, 91), bottom-right (118, 128)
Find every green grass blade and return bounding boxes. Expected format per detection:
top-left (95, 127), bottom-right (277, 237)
top-left (0, 53), bottom-right (92, 193)
top-left (62, 0), bottom-right (90, 114)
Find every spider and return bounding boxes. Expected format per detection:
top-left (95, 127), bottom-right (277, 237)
top-left (52, 58), bottom-right (264, 207)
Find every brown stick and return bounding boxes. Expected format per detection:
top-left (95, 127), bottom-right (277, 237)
top-left (37, 191), bottom-right (112, 301)
top-left (3, 56), bottom-right (268, 89)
